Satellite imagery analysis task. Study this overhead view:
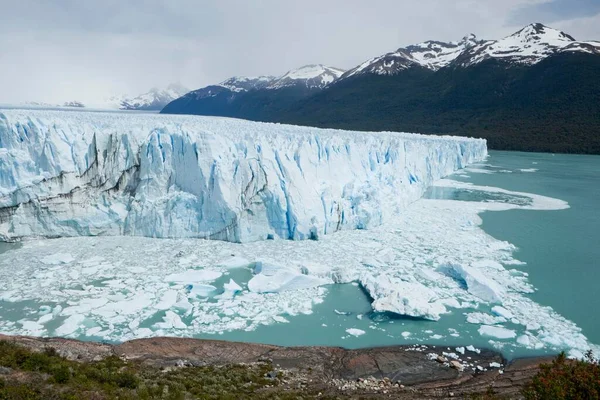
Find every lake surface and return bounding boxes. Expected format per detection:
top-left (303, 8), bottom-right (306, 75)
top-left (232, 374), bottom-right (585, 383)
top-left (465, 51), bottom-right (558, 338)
top-left (0, 150), bottom-right (598, 359)
top-left (461, 151), bottom-right (600, 346)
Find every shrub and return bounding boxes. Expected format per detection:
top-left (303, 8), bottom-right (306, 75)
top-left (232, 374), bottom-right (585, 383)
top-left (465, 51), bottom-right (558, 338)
top-left (523, 351), bottom-right (600, 400)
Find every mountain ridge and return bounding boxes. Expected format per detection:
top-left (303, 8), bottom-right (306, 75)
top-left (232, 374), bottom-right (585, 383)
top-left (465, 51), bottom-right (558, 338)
top-left (161, 23), bottom-right (600, 154)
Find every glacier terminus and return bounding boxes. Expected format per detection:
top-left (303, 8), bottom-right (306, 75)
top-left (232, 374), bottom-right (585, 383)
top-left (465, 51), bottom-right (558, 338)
top-left (0, 109), bottom-right (486, 242)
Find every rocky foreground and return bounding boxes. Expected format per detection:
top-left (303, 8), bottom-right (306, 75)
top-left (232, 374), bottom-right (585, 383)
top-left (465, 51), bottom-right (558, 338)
top-left (0, 334), bottom-right (552, 399)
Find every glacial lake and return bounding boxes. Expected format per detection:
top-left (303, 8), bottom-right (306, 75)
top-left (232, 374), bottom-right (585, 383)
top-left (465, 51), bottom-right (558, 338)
top-left (0, 150), bottom-right (598, 360)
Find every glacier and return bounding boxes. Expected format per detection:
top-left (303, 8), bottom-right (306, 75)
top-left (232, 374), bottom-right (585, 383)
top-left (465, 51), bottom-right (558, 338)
top-left (0, 108), bottom-right (486, 242)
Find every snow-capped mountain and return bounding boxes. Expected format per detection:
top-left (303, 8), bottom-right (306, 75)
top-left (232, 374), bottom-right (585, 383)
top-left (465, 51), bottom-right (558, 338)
top-left (405, 34), bottom-right (480, 69)
top-left (161, 65), bottom-right (345, 117)
top-left (183, 76), bottom-right (275, 102)
top-left (119, 83), bottom-right (189, 111)
top-left (454, 23), bottom-right (599, 67)
top-left (341, 34), bottom-right (481, 80)
top-left (266, 64), bottom-right (345, 90)
top-left (161, 22), bottom-right (600, 154)
top-left (341, 23), bottom-right (600, 79)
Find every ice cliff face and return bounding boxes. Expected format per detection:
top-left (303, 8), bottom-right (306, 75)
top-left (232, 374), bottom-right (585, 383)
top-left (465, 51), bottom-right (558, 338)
top-left (0, 109), bottom-right (487, 242)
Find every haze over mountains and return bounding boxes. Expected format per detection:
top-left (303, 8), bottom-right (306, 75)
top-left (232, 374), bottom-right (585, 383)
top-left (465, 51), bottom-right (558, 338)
top-left (162, 23), bottom-right (600, 154)
top-left (19, 84), bottom-right (189, 112)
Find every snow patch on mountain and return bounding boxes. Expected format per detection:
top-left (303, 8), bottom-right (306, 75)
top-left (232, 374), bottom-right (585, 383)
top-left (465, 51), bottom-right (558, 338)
top-left (218, 76), bottom-right (276, 92)
top-left (267, 64), bottom-right (345, 89)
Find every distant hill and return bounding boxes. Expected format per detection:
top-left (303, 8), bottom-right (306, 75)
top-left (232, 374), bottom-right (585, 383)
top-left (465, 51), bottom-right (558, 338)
top-left (162, 24), bottom-right (600, 154)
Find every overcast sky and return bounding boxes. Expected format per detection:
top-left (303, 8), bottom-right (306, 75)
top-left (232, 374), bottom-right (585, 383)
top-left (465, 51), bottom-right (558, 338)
top-left (1, 0), bottom-right (599, 104)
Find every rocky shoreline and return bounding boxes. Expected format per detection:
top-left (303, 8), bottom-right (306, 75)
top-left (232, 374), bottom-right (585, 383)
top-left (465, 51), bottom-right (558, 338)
top-left (0, 334), bottom-right (554, 398)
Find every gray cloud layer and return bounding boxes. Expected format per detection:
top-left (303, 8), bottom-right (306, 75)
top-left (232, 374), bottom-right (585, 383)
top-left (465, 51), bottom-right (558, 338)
top-left (1, 0), bottom-right (599, 104)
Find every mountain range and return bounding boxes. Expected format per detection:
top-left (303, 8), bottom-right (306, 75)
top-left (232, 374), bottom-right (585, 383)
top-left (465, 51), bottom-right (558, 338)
top-left (161, 23), bottom-right (600, 154)
top-left (19, 84), bottom-right (189, 111)
top-left (89, 83), bottom-right (189, 111)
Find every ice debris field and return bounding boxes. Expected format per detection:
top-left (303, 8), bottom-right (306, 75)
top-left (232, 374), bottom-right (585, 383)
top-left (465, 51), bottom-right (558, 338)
top-left (0, 109), bottom-right (597, 359)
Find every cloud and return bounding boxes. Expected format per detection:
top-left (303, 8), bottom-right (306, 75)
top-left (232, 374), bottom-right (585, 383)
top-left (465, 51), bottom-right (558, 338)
top-left (508, 0), bottom-right (600, 25)
top-left (0, 0), bottom-right (597, 104)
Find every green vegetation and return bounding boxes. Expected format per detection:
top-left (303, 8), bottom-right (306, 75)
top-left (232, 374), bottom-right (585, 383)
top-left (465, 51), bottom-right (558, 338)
top-left (0, 341), bottom-right (330, 399)
top-left (522, 351), bottom-right (600, 400)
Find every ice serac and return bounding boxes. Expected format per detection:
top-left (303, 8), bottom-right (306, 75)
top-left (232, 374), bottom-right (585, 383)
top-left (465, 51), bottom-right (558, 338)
top-left (0, 109), bottom-right (487, 242)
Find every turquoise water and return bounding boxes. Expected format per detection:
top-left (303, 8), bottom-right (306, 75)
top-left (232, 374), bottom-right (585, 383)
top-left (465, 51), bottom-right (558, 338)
top-left (0, 151), bottom-right (598, 358)
top-left (459, 151), bottom-right (600, 346)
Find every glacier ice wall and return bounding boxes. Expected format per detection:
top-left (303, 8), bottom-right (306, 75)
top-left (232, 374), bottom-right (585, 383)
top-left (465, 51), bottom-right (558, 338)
top-left (0, 109), bottom-right (487, 242)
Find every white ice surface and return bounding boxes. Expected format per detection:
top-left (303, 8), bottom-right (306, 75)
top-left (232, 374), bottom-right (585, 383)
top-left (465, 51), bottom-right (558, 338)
top-left (346, 328), bottom-right (366, 337)
top-left (479, 325), bottom-right (517, 340)
top-left (0, 108), bottom-right (486, 242)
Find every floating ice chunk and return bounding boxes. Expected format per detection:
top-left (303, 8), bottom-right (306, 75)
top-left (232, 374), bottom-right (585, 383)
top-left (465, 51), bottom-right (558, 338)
top-left (188, 284), bottom-right (217, 298)
top-left (173, 299), bottom-right (193, 313)
top-left (466, 345), bottom-right (481, 354)
top-left (456, 347), bottom-right (465, 355)
top-left (466, 312), bottom-right (507, 325)
top-left (40, 253), bottom-right (75, 265)
top-left (155, 311), bottom-right (187, 329)
top-left (478, 325), bottom-right (516, 339)
top-left (136, 328), bottom-right (154, 338)
top-left (430, 334), bottom-right (444, 340)
top-left (402, 331), bottom-right (411, 338)
top-left (55, 314), bottom-right (85, 336)
top-left (361, 275), bottom-right (448, 321)
top-left (491, 306), bottom-right (514, 319)
top-left (155, 290), bottom-right (179, 310)
top-left (94, 294), bottom-right (153, 316)
top-left (38, 314), bottom-right (54, 324)
top-left (334, 309), bottom-right (351, 316)
top-left (248, 262), bottom-right (330, 293)
top-left (166, 270), bottom-right (222, 283)
top-left (520, 168), bottom-right (538, 173)
top-left (62, 298), bottom-right (109, 316)
top-left (217, 257), bottom-right (251, 269)
top-left (217, 279), bottom-right (243, 299)
top-left (272, 315), bottom-right (289, 323)
top-left (19, 320), bottom-right (45, 335)
top-left (346, 328), bottom-right (366, 337)
top-left (442, 262), bottom-right (505, 303)
top-left (517, 335), bottom-right (531, 347)
top-left (224, 279), bottom-right (242, 293)
top-left (489, 362), bottom-right (502, 368)
top-left (85, 327), bottom-right (103, 336)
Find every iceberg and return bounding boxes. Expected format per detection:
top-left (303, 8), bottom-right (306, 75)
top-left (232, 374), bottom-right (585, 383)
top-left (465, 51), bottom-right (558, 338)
top-left (0, 109), bottom-right (487, 242)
